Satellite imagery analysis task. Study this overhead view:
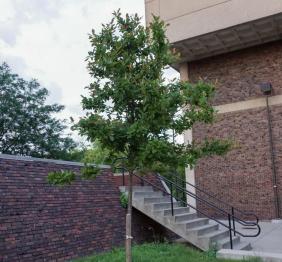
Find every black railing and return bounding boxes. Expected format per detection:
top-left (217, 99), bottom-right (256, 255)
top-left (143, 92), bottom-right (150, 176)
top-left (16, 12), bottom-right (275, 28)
top-left (155, 173), bottom-right (261, 233)
top-left (112, 157), bottom-right (127, 186)
top-left (170, 171), bottom-right (259, 225)
top-left (112, 159), bottom-right (261, 249)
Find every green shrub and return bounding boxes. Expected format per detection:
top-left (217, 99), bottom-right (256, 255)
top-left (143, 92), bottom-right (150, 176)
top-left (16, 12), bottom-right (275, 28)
top-left (47, 170), bottom-right (76, 185)
top-left (81, 164), bottom-right (100, 179)
top-left (120, 192), bottom-right (128, 208)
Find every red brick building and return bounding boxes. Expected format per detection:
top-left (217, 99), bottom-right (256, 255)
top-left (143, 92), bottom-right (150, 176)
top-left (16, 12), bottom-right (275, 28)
top-left (145, 0), bottom-right (282, 220)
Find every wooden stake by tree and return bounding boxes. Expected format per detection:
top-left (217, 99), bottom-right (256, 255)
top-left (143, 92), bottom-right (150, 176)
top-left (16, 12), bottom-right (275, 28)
top-left (77, 10), bottom-right (231, 262)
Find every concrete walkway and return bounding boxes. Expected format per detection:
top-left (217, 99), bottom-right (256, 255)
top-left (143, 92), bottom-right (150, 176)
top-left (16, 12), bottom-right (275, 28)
top-left (217, 220), bottom-right (282, 261)
top-left (218, 220), bottom-right (282, 253)
top-left (237, 220), bottom-right (282, 254)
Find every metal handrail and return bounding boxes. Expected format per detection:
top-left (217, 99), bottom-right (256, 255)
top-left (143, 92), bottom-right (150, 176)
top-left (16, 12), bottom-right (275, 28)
top-left (112, 157), bottom-right (127, 186)
top-left (168, 171), bottom-right (259, 224)
top-left (132, 173), bottom-right (261, 237)
top-left (158, 174), bottom-right (258, 228)
top-left (112, 159), bottom-right (261, 249)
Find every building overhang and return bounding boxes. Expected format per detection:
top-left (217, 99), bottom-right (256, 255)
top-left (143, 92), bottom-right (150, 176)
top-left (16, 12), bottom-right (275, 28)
top-left (172, 13), bottom-right (282, 68)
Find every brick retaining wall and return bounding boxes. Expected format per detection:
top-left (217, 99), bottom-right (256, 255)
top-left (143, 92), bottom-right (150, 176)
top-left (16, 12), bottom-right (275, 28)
top-left (0, 155), bottom-right (174, 261)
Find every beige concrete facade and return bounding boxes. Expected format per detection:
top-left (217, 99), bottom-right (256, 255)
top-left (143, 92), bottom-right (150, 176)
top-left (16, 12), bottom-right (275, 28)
top-left (145, 0), bottom-right (282, 63)
top-left (215, 95), bottom-right (282, 114)
top-left (145, 0), bottom-right (282, 42)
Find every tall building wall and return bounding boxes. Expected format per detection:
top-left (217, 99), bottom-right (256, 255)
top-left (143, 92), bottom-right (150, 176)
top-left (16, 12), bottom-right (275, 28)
top-left (145, 0), bottom-right (282, 220)
top-left (188, 41), bottom-right (282, 105)
top-left (189, 40), bottom-right (282, 219)
top-left (145, 0), bottom-right (282, 43)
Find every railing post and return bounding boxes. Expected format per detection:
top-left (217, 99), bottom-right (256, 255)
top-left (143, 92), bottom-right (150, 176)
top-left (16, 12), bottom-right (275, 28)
top-left (183, 180), bottom-right (186, 206)
top-left (122, 168), bottom-right (125, 186)
top-left (170, 182), bottom-right (174, 216)
top-left (140, 173), bottom-right (144, 186)
top-left (232, 207), bottom-right (236, 236)
top-left (122, 159), bottom-right (125, 186)
top-left (228, 214), bottom-right (233, 249)
top-left (175, 173), bottom-right (178, 199)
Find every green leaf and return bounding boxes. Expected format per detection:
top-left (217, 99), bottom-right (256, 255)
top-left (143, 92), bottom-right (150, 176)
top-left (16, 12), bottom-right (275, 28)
top-left (81, 164), bottom-right (101, 180)
top-left (47, 170), bottom-right (76, 186)
top-left (73, 10), bottom-right (231, 176)
top-left (0, 62), bottom-right (77, 160)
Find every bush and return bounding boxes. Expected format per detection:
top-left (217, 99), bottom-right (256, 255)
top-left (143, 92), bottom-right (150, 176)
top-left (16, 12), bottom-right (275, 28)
top-left (81, 165), bottom-right (100, 179)
top-left (47, 170), bottom-right (76, 185)
top-left (120, 192), bottom-right (128, 209)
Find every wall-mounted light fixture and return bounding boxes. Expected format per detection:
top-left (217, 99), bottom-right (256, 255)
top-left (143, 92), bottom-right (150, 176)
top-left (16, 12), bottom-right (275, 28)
top-left (259, 82), bottom-right (272, 95)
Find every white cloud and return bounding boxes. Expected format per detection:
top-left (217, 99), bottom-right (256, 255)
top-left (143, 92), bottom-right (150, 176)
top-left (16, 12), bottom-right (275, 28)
top-left (0, 0), bottom-right (15, 23)
top-left (0, 0), bottom-right (179, 142)
top-left (0, 0), bottom-right (147, 124)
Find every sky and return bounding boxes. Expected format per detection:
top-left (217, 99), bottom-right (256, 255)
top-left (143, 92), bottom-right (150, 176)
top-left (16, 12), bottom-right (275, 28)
top-left (0, 0), bottom-right (178, 139)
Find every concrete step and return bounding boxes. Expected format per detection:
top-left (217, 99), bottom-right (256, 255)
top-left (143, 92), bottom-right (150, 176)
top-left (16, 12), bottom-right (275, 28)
top-left (187, 223), bottom-right (219, 236)
top-left (201, 229), bottom-right (230, 242)
top-left (202, 229), bottom-right (229, 241)
top-left (185, 218), bottom-right (209, 229)
top-left (174, 217), bottom-right (209, 232)
top-left (217, 235), bottom-right (240, 249)
top-left (174, 212), bottom-right (198, 223)
top-left (198, 229), bottom-right (230, 250)
top-left (232, 241), bottom-right (252, 251)
top-left (152, 202), bottom-right (181, 211)
top-left (143, 196), bottom-right (171, 204)
top-left (163, 207), bottom-right (190, 216)
top-left (134, 191), bottom-right (163, 198)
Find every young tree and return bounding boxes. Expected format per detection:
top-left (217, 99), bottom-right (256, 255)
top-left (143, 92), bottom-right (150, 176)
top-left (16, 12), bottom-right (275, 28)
top-left (0, 62), bottom-right (77, 159)
top-left (77, 11), bottom-right (230, 261)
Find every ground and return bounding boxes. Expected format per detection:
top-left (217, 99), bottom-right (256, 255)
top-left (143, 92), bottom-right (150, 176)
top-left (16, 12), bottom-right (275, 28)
top-left (73, 243), bottom-right (261, 262)
top-left (236, 220), bottom-right (282, 254)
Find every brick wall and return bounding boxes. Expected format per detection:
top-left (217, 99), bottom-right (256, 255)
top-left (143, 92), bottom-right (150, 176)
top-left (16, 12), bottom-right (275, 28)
top-left (188, 40), bottom-right (282, 220)
top-left (189, 40), bottom-right (282, 106)
top-left (193, 107), bottom-right (279, 219)
top-left (0, 155), bottom-right (174, 262)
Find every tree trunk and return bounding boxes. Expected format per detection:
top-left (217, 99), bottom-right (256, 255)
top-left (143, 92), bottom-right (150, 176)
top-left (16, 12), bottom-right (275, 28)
top-left (125, 170), bottom-right (133, 262)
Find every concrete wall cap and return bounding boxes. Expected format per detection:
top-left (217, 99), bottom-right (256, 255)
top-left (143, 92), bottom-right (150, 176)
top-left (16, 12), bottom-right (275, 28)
top-left (0, 153), bottom-right (111, 169)
top-left (217, 249), bottom-right (282, 261)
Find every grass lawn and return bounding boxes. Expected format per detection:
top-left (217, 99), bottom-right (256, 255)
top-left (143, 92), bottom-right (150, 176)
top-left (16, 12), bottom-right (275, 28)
top-left (73, 243), bottom-right (260, 262)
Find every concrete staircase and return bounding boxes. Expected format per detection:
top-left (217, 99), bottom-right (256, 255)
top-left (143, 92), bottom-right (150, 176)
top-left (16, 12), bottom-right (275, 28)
top-left (120, 185), bottom-right (252, 251)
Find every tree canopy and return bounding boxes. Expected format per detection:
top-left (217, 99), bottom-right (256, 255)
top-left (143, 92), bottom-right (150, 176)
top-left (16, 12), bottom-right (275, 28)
top-left (0, 62), bottom-right (77, 159)
top-left (76, 11), bottom-right (230, 173)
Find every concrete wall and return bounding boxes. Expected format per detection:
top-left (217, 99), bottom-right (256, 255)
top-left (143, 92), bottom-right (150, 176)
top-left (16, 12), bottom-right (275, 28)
top-left (145, 0), bottom-right (282, 43)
